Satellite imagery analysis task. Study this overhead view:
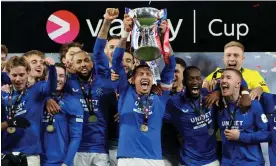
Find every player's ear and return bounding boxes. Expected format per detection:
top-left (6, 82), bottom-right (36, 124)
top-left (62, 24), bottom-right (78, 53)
top-left (130, 76), bottom-right (135, 84)
top-left (236, 81), bottom-right (241, 88)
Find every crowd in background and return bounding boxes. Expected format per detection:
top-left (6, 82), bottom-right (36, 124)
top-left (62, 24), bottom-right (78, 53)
top-left (1, 8), bottom-right (276, 166)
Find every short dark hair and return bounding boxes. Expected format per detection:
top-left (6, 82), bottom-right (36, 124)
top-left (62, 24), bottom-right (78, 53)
top-left (55, 63), bottom-right (66, 71)
top-left (124, 50), bottom-right (135, 64)
top-left (6, 56), bottom-right (31, 73)
top-left (132, 64), bottom-right (151, 76)
top-left (175, 57), bottom-right (186, 69)
top-left (223, 68), bottom-right (243, 82)
top-left (183, 66), bottom-right (201, 86)
top-left (59, 42), bottom-right (83, 63)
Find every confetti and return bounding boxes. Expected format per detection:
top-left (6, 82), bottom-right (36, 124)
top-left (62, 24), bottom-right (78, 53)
top-left (185, 55), bottom-right (191, 59)
top-left (261, 70), bottom-right (267, 73)
top-left (271, 67), bottom-right (276, 72)
top-left (265, 52), bottom-right (270, 55)
top-left (254, 55), bottom-right (261, 59)
top-left (253, 4), bottom-right (260, 8)
top-left (256, 65), bottom-right (262, 69)
top-left (273, 62), bottom-right (276, 66)
top-left (272, 54), bottom-right (276, 58)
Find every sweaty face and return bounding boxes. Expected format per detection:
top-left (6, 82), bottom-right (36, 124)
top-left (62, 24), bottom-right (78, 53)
top-left (56, 67), bottom-right (66, 91)
top-left (134, 67), bottom-right (153, 95)
top-left (73, 52), bottom-right (93, 77)
top-left (122, 52), bottom-right (134, 73)
top-left (220, 70), bottom-right (241, 97)
top-left (105, 39), bottom-right (120, 63)
top-left (173, 64), bottom-right (185, 88)
top-left (25, 55), bottom-right (44, 78)
top-left (223, 46), bottom-right (245, 70)
top-left (186, 69), bottom-right (202, 98)
top-left (62, 47), bottom-right (82, 64)
top-left (9, 66), bottom-right (29, 91)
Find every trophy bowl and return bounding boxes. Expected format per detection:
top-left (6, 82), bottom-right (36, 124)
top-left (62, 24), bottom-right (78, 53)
top-left (128, 7), bottom-right (165, 61)
top-left (134, 8), bottom-right (159, 27)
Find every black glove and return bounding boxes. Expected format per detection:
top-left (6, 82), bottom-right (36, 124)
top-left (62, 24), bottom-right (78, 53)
top-left (1, 153), bottom-right (28, 166)
top-left (7, 117), bottom-right (31, 129)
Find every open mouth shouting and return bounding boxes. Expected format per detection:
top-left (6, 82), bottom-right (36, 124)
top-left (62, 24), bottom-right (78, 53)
top-left (35, 67), bottom-right (43, 75)
top-left (227, 62), bottom-right (237, 69)
top-left (221, 83), bottom-right (230, 95)
top-left (141, 79), bottom-right (150, 90)
top-left (191, 86), bottom-right (200, 95)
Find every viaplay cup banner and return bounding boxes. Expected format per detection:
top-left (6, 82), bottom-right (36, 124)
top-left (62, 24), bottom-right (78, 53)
top-left (2, 1), bottom-right (276, 93)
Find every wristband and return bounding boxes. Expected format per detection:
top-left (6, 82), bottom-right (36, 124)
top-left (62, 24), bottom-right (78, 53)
top-left (241, 90), bottom-right (250, 95)
top-left (121, 29), bottom-right (130, 39)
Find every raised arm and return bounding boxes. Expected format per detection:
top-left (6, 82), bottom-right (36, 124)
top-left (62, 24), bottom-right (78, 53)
top-left (39, 64), bottom-right (57, 96)
top-left (94, 8), bottom-right (119, 78)
top-left (110, 14), bottom-right (132, 93)
top-left (159, 21), bottom-right (175, 92)
top-left (160, 50), bottom-right (176, 91)
top-left (111, 42), bottom-right (128, 94)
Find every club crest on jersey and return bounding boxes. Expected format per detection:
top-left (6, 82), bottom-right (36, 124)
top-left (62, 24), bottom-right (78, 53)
top-left (259, 81), bottom-right (267, 86)
top-left (59, 100), bottom-right (65, 106)
top-left (96, 88), bottom-right (103, 96)
top-left (261, 114), bottom-right (268, 123)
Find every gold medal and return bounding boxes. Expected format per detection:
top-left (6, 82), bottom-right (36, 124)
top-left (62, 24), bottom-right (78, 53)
top-left (46, 125), bottom-right (55, 132)
top-left (7, 127), bottom-right (16, 134)
top-left (140, 124), bottom-right (148, 132)
top-left (88, 115), bottom-right (97, 122)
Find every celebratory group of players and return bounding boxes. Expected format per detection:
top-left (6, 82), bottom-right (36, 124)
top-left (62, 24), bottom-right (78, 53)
top-left (1, 8), bottom-right (276, 166)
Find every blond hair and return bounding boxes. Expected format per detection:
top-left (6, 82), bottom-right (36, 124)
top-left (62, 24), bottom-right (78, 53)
top-left (224, 41), bottom-right (245, 51)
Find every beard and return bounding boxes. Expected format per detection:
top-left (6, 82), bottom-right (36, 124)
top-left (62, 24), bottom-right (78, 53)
top-left (77, 70), bottom-right (92, 81)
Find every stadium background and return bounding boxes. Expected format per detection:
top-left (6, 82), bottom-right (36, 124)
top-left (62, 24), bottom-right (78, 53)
top-left (2, 1), bottom-right (276, 166)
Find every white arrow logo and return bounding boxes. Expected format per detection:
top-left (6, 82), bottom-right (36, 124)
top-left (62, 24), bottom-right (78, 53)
top-left (48, 14), bottom-right (70, 40)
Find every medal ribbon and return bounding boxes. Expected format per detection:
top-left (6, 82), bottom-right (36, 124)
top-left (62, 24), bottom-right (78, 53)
top-left (188, 95), bottom-right (212, 131)
top-left (137, 95), bottom-right (152, 126)
top-left (7, 87), bottom-right (26, 120)
top-left (162, 20), bottom-right (170, 65)
top-left (47, 92), bottom-right (64, 125)
top-left (78, 76), bottom-right (95, 116)
top-left (222, 97), bottom-right (240, 129)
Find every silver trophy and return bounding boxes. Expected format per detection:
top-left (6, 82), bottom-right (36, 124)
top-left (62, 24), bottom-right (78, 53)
top-left (127, 7), bottom-right (166, 61)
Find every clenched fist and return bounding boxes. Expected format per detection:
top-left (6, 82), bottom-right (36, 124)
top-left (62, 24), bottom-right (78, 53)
top-left (104, 8), bottom-right (119, 21)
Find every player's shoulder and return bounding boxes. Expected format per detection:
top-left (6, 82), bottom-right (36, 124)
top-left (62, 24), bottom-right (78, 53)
top-left (242, 68), bottom-right (260, 75)
top-left (250, 99), bottom-right (263, 112)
